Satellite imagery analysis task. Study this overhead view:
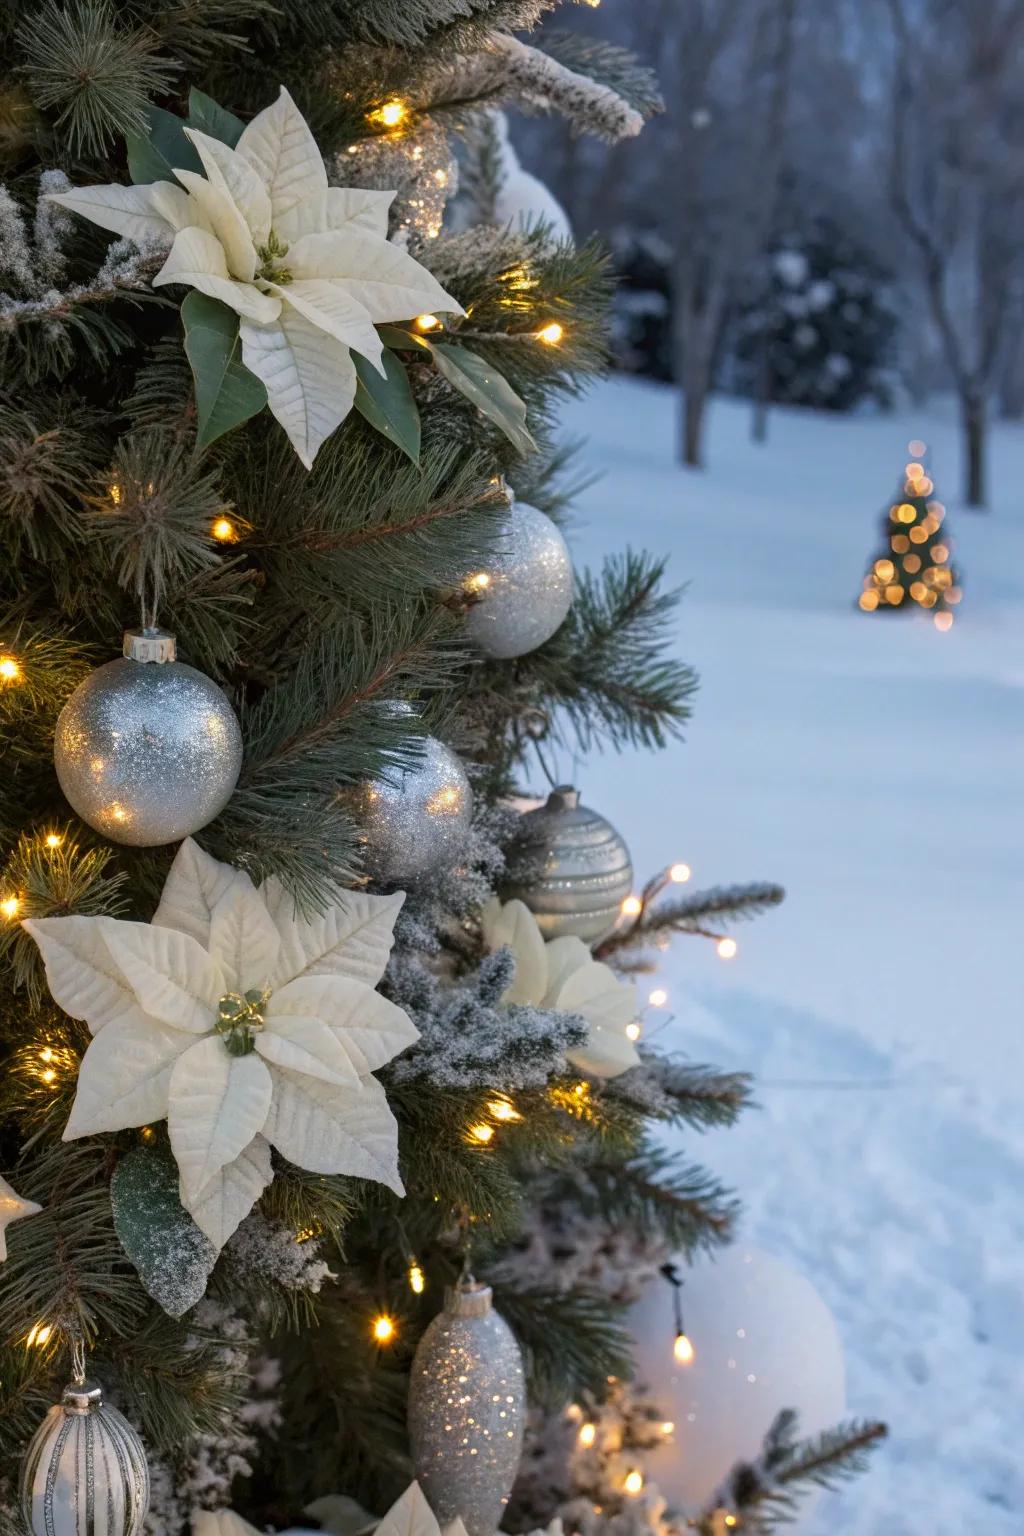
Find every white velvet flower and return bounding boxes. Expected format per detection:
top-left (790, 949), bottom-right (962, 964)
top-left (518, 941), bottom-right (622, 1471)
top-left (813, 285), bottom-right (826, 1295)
top-left (0, 1173), bottom-right (41, 1262)
top-left (48, 87), bottom-right (463, 467)
top-left (24, 840), bottom-right (418, 1250)
top-left (481, 897), bottom-right (640, 1079)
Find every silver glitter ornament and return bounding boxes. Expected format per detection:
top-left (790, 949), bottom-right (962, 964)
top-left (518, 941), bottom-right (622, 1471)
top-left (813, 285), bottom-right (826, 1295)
top-left (463, 499), bottom-right (573, 660)
top-left (502, 785), bottom-right (633, 944)
top-left (53, 629), bottom-right (242, 847)
top-left (332, 117), bottom-right (457, 241)
top-left (408, 1279), bottom-right (525, 1536)
top-left (21, 1375), bottom-right (150, 1536)
top-left (360, 725), bottom-right (473, 885)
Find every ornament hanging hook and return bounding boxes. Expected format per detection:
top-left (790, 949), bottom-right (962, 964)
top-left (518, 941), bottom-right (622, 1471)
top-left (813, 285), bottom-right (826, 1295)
top-left (70, 1334), bottom-right (87, 1387)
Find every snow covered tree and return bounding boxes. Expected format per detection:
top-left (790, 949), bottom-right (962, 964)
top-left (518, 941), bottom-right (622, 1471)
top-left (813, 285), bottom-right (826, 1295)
top-left (0, 4), bottom-right (883, 1534)
top-left (859, 452), bottom-right (962, 627)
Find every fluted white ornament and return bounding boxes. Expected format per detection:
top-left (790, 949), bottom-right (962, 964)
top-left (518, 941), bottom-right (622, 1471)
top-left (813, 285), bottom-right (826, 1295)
top-left (21, 1377), bottom-right (150, 1536)
top-left (408, 1280), bottom-right (525, 1536)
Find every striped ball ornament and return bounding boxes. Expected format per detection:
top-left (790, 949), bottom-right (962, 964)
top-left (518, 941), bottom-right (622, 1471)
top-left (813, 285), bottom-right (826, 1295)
top-left (502, 785), bottom-right (633, 944)
top-left (21, 1380), bottom-right (150, 1536)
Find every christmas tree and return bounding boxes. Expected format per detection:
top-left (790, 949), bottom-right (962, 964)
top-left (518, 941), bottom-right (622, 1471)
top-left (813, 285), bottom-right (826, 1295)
top-left (859, 448), bottom-right (962, 628)
top-left (0, 5), bottom-right (884, 1534)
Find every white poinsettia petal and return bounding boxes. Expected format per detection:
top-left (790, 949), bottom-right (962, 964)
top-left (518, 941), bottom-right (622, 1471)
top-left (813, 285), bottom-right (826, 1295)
top-left (153, 838), bottom-right (254, 949)
top-left (173, 168), bottom-right (258, 282)
top-left (255, 1014), bottom-right (363, 1090)
top-left (264, 882), bottom-right (404, 991)
top-left (566, 1024), bottom-right (640, 1080)
top-left (375, 1484), bottom-right (442, 1536)
top-left (185, 1134), bottom-right (274, 1252)
top-left (194, 1512), bottom-right (262, 1536)
top-left (481, 898), bottom-right (547, 1006)
top-left (0, 1175), bottom-right (41, 1263)
top-left (276, 187), bottom-right (395, 245)
top-left (262, 1068), bottom-right (403, 1195)
top-left (557, 960), bottom-right (640, 1079)
top-left (239, 305), bottom-right (357, 469)
top-left (152, 226), bottom-right (281, 323)
top-left (22, 915), bottom-right (149, 1035)
top-left (45, 182), bottom-right (179, 246)
top-left (267, 974), bottom-right (419, 1078)
top-left (63, 1014), bottom-right (191, 1139)
top-left (169, 1037), bottom-right (273, 1201)
top-left (539, 934), bottom-right (592, 1008)
top-left (184, 126), bottom-right (272, 246)
top-left (101, 923), bottom-right (224, 1034)
top-left (286, 229), bottom-right (464, 322)
top-left (207, 883), bottom-right (281, 994)
top-left (235, 85), bottom-right (327, 220)
top-left (274, 281), bottom-right (385, 371)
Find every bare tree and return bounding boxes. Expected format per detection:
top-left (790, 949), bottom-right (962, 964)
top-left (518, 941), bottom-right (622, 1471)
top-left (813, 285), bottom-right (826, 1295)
top-left (888, 0), bottom-right (1024, 507)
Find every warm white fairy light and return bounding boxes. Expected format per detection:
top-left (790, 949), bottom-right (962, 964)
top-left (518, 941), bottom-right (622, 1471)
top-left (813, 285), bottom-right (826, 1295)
top-left (674, 1331), bottom-right (695, 1364)
top-left (621, 895), bottom-right (642, 918)
top-left (625, 1021), bottom-right (641, 1041)
top-left (717, 937), bottom-right (737, 960)
top-left (372, 1313), bottom-right (397, 1343)
top-left (0, 655), bottom-right (22, 683)
top-left (578, 1420), bottom-right (597, 1448)
top-left (537, 321), bottom-right (564, 345)
top-left (670, 862), bottom-right (691, 883)
top-left (408, 1261), bottom-right (425, 1295)
top-left (623, 1469), bottom-right (644, 1496)
top-left (648, 987), bottom-right (668, 1008)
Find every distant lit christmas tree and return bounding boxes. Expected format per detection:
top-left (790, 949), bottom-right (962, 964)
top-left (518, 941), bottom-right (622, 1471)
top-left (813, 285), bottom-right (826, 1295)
top-left (859, 446), bottom-right (962, 629)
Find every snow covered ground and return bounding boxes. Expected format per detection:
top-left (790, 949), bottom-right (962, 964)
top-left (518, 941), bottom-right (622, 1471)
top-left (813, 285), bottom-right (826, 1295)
top-left (557, 379), bottom-right (1024, 1534)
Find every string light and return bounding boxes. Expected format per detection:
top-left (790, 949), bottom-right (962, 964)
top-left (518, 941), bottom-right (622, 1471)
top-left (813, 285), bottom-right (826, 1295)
top-left (724, 1517), bottom-right (738, 1529)
top-left (408, 1262), bottom-right (426, 1294)
top-left (625, 1022), bottom-right (641, 1042)
top-left (716, 937), bottom-right (737, 960)
top-left (415, 313), bottom-right (441, 332)
top-left (1, 895), bottom-right (21, 919)
top-left (139, 1125), bottom-right (157, 1145)
top-left (486, 1097), bottom-right (522, 1122)
top-left (211, 517), bottom-right (237, 542)
top-left (373, 99), bottom-right (407, 130)
top-left (44, 832), bottom-right (62, 848)
top-left (26, 1322), bottom-right (53, 1349)
top-left (621, 895), bottom-right (642, 918)
top-left (908, 438), bottom-right (927, 456)
top-left (648, 987), bottom-right (668, 1008)
top-left (578, 1421), bottom-right (597, 1448)
top-left (464, 571), bottom-right (491, 593)
top-left (934, 611), bottom-right (954, 632)
top-left (372, 1314), bottom-right (397, 1344)
top-left (468, 1122), bottom-right (494, 1144)
top-left (0, 655), bottom-right (22, 683)
top-left (623, 1470), bottom-right (644, 1496)
top-left (674, 1331), bottom-right (696, 1364)
top-left (660, 1420), bottom-right (675, 1437)
top-left (669, 862), bottom-right (691, 883)
top-left (536, 321), bottom-right (564, 345)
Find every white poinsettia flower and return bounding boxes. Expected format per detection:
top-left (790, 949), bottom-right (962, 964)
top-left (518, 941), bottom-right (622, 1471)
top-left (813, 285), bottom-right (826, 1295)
top-left (481, 897), bottom-right (640, 1079)
top-left (23, 839), bottom-right (418, 1251)
top-left (47, 86), bottom-right (464, 467)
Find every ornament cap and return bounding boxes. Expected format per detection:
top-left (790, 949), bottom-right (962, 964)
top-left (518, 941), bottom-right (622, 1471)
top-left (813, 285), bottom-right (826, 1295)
top-left (547, 785), bottom-right (580, 813)
top-left (123, 628), bottom-right (177, 664)
top-left (61, 1380), bottom-right (104, 1415)
top-left (444, 1278), bottom-right (493, 1318)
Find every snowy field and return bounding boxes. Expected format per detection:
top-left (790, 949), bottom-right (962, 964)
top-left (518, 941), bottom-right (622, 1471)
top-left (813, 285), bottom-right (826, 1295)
top-left (556, 379), bottom-right (1024, 1534)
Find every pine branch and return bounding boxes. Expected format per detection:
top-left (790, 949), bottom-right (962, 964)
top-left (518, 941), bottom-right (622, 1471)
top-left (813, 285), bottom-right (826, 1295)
top-left (595, 882), bottom-right (786, 962)
top-left (609, 1057), bottom-right (753, 1131)
top-left (487, 1282), bottom-right (631, 1405)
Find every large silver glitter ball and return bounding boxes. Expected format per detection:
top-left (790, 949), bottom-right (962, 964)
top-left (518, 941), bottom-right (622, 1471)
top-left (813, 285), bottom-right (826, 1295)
top-left (408, 1281), bottom-right (525, 1536)
top-left (22, 1379), bottom-right (150, 1536)
top-left (502, 785), bottom-right (633, 944)
top-left (360, 734), bottom-right (473, 885)
top-left (54, 629), bottom-right (242, 847)
top-left (463, 500), bottom-right (573, 660)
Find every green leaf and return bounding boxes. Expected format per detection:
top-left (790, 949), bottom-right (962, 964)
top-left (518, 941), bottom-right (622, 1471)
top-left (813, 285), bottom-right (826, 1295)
top-left (376, 324), bottom-right (434, 354)
top-left (187, 88), bottom-right (246, 148)
top-left (182, 290), bottom-right (267, 451)
top-left (429, 342), bottom-right (537, 456)
top-left (111, 1144), bottom-right (217, 1318)
top-left (353, 348), bottom-right (421, 464)
top-left (127, 104), bottom-right (202, 185)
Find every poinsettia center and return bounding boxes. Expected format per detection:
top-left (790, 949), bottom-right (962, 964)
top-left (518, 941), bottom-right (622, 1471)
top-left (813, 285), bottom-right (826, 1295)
top-left (256, 230), bottom-right (293, 286)
top-left (216, 988), bottom-right (270, 1056)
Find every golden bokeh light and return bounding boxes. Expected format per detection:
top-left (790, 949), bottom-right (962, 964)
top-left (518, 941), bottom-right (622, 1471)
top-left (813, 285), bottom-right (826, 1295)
top-left (716, 937), bottom-right (737, 960)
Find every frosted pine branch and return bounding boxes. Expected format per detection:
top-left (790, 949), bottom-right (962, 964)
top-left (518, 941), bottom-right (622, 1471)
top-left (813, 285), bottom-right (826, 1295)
top-left (489, 33), bottom-right (646, 140)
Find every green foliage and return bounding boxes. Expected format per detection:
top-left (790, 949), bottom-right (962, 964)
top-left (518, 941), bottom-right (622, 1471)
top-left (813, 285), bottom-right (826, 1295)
top-left (110, 1142), bottom-right (218, 1318)
top-left (353, 347), bottom-right (422, 465)
top-left (430, 339), bottom-right (537, 455)
top-left (182, 291), bottom-right (267, 451)
top-left (597, 880), bottom-right (787, 963)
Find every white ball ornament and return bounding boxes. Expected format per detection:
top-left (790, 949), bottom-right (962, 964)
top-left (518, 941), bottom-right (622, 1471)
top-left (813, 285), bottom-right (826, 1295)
top-left (53, 629), bottom-right (242, 847)
top-left (21, 1375), bottom-right (150, 1536)
top-left (626, 1245), bottom-right (846, 1515)
top-left (463, 499), bottom-right (573, 660)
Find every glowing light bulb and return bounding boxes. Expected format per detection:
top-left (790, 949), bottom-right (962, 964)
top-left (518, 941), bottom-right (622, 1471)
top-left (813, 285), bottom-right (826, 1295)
top-left (44, 833), bottom-right (62, 848)
top-left (140, 1125), bottom-right (157, 1144)
top-left (487, 1098), bottom-right (521, 1121)
top-left (0, 655), bottom-right (22, 683)
top-left (1, 895), bottom-right (21, 919)
top-left (648, 988), bottom-right (668, 1008)
top-left (375, 99), bottom-right (407, 129)
top-left (858, 591), bottom-right (879, 611)
top-left (408, 1262), bottom-right (425, 1294)
top-left (934, 611), bottom-right (954, 632)
top-left (724, 1518), bottom-right (737, 1529)
top-left (908, 439), bottom-right (927, 456)
top-left (537, 322), bottom-right (564, 345)
top-left (716, 937), bottom-right (737, 960)
top-left (27, 1322), bottom-right (53, 1349)
top-left (415, 313), bottom-right (441, 332)
top-left (621, 895), bottom-right (642, 918)
top-left (626, 1022), bottom-right (641, 1041)
top-left (212, 517), bottom-right (236, 542)
top-left (40, 1068), bottom-right (56, 1084)
top-left (669, 862), bottom-right (691, 883)
top-left (372, 1314), bottom-right (396, 1343)
top-left (623, 1470), bottom-right (644, 1496)
top-left (578, 1421), bottom-right (597, 1448)
top-left (660, 1420), bottom-right (675, 1436)
top-left (674, 1331), bottom-right (695, 1364)
top-left (469, 1122), bottom-right (494, 1144)
top-left (465, 571), bottom-right (491, 593)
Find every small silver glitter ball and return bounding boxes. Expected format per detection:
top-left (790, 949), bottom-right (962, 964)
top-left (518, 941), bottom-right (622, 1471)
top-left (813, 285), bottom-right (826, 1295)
top-left (54, 629), bottom-right (242, 847)
top-left (360, 734), bottom-right (473, 884)
top-left (22, 1379), bottom-right (150, 1536)
top-left (408, 1280), bottom-right (525, 1536)
top-left (502, 785), bottom-right (633, 944)
top-left (463, 500), bottom-right (573, 659)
